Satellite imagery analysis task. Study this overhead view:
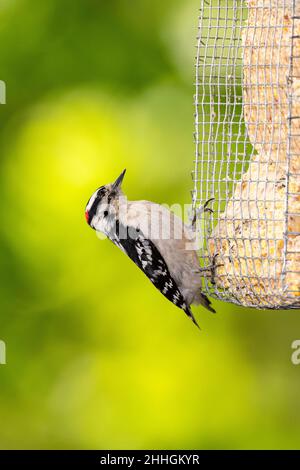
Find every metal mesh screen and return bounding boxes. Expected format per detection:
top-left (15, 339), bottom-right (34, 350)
top-left (192, 0), bottom-right (300, 309)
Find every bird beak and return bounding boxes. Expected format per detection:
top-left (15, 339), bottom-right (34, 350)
top-left (112, 169), bottom-right (126, 191)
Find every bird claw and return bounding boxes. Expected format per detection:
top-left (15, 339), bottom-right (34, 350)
top-left (203, 197), bottom-right (215, 214)
top-left (210, 253), bottom-right (223, 285)
top-left (196, 253), bottom-right (223, 285)
top-left (191, 198), bottom-right (215, 228)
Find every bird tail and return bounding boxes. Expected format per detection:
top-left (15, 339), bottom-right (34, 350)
top-left (194, 291), bottom-right (216, 314)
top-left (183, 305), bottom-right (201, 329)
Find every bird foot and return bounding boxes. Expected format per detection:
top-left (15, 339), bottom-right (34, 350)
top-left (194, 253), bottom-right (223, 285)
top-left (191, 198), bottom-right (215, 228)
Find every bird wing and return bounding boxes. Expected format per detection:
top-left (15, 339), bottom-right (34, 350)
top-left (108, 220), bottom-right (199, 327)
top-left (123, 201), bottom-right (204, 301)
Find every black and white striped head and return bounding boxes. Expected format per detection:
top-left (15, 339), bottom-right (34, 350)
top-left (85, 169), bottom-right (126, 231)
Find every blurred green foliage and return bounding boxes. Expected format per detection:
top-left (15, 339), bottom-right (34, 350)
top-left (0, 0), bottom-right (299, 450)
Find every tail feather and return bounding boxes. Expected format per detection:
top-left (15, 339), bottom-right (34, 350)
top-left (194, 291), bottom-right (216, 314)
top-left (201, 294), bottom-right (216, 313)
top-left (183, 305), bottom-right (201, 329)
top-left (180, 292), bottom-right (216, 328)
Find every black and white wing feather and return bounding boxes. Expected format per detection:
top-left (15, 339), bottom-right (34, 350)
top-left (109, 221), bottom-right (199, 327)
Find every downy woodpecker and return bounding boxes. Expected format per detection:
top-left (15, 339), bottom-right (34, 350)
top-left (85, 170), bottom-right (215, 328)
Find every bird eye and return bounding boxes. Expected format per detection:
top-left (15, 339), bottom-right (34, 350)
top-left (104, 211), bottom-right (108, 217)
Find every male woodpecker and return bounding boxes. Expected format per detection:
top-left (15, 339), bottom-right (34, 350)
top-left (85, 170), bottom-right (216, 327)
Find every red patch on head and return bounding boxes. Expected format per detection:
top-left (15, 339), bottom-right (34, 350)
top-left (85, 211), bottom-right (89, 223)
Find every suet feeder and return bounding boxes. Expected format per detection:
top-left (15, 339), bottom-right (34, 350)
top-left (192, 0), bottom-right (300, 308)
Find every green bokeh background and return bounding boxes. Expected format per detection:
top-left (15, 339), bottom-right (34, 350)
top-left (0, 0), bottom-right (299, 450)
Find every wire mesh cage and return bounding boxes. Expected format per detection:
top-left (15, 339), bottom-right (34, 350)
top-left (192, 0), bottom-right (300, 309)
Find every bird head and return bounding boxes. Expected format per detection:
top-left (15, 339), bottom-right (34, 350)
top-left (85, 169), bottom-right (126, 231)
